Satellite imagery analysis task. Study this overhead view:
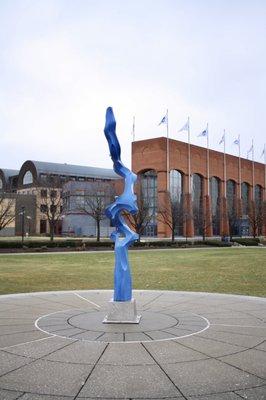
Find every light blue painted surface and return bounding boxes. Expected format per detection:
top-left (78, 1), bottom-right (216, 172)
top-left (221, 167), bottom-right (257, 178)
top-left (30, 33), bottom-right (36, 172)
top-left (104, 107), bottom-right (138, 301)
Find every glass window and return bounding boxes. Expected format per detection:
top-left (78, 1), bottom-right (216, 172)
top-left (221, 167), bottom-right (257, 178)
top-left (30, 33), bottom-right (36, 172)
top-left (227, 180), bottom-right (238, 236)
top-left (23, 171), bottom-right (33, 185)
top-left (254, 185), bottom-right (263, 235)
top-left (255, 185), bottom-right (262, 204)
top-left (210, 177), bottom-right (220, 235)
top-left (170, 170), bottom-right (182, 202)
top-left (241, 182), bottom-right (250, 215)
top-left (140, 170), bottom-right (157, 236)
top-left (226, 180), bottom-right (236, 214)
top-left (192, 174), bottom-right (203, 235)
top-left (170, 170), bottom-right (183, 235)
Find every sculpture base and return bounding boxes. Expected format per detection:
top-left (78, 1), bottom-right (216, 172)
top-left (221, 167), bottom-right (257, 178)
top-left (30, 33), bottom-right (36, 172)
top-left (103, 298), bottom-right (141, 324)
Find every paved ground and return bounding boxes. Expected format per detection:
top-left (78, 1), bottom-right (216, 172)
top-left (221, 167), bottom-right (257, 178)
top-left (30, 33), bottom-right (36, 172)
top-left (0, 290), bottom-right (265, 400)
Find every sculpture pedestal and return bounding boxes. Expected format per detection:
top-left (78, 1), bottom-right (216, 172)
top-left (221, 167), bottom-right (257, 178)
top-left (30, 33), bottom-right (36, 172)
top-left (103, 298), bottom-right (141, 324)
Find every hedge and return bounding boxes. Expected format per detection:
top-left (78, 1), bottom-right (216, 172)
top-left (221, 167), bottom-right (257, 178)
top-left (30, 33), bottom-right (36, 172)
top-left (232, 238), bottom-right (260, 246)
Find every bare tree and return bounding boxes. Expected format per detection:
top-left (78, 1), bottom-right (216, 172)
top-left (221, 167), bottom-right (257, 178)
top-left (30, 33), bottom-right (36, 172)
top-left (38, 176), bottom-right (62, 241)
top-left (0, 193), bottom-right (15, 232)
top-left (248, 199), bottom-right (263, 238)
top-left (80, 181), bottom-right (115, 242)
top-left (124, 186), bottom-right (153, 241)
top-left (157, 191), bottom-right (183, 243)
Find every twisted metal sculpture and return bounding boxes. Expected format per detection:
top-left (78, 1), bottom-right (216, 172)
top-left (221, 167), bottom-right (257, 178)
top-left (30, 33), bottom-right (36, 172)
top-left (104, 107), bottom-right (138, 302)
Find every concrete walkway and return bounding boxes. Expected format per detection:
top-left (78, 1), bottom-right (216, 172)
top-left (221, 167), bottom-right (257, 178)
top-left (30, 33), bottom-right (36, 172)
top-left (0, 290), bottom-right (265, 399)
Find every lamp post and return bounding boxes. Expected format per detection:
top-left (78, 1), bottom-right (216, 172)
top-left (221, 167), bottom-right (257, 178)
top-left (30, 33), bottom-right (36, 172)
top-left (26, 215), bottom-right (32, 236)
top-left (20, 207), bottom-right (25, 245)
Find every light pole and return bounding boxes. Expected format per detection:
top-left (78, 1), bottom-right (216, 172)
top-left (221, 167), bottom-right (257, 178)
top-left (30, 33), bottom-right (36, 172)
top-left (26, 215), bottom-right (32, 236)
top-left (20, 207), bottom-right (25, 245)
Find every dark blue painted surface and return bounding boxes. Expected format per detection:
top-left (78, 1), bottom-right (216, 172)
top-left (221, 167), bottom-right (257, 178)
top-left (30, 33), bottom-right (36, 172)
top-left (104, 107), bottom-right (139, 301)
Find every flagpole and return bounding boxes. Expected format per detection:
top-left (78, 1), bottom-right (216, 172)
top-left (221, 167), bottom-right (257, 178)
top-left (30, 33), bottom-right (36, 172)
top-left (264, 143), bottom-right (266, 201)
top-left (238, 135), bottom-right (241, 198)
top-left (223, 129), bottom-right (226, 197)
top-left (206, 123), bottom-right (210, 195)
top-left (166, 109), bottom-right (169, 191)
top-left (132, 116), bottom-right (135, 142)
top-left (252, 139), bottom-right (255, 199)
top-left (188, 117), bottom-right (191, 194)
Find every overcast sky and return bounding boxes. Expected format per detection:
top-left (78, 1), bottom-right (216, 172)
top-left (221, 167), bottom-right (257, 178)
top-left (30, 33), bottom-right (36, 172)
top-left (0, 0), bottom-right (265, 171)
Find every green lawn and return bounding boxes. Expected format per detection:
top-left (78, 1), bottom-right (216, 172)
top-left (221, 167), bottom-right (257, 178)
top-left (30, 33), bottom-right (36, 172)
top-left (0, 248), bottom-right (265, 297)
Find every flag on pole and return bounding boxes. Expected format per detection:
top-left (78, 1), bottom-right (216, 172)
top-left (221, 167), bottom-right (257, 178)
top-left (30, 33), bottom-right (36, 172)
top-left (219, 134), bottom-right (225, 145)
top-left (178, 119), bottom-right (189, 132)
top-left (233, 136), bottom-right (240, 145)
top-left (247, 143), bottom-right (253, 159)
top-left (158, 113), bottom-right (168, 126)
top-left (198, 128), bottom-right (208, 137)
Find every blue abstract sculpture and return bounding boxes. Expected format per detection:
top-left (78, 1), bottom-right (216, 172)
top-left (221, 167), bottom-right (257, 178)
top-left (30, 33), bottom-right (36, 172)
top-left (104, 107), bottom-right (139, 302)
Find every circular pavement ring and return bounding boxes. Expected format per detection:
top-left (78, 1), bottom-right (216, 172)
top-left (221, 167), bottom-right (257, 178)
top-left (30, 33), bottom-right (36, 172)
top-left (35, 309), bottom-right (210, 343)
top-left (0, 290), bottom-right (265, 399)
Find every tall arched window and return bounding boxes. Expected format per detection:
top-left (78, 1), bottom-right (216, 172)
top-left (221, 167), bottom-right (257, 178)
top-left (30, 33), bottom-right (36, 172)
top-left (255, 184), bottom-right (263, 204)
top-left (210, 177), bottom-right (220, 235)
top-left (170, 170), bottom-right (183, 235)
top-left (241, 182), bottom-right (250, 216)
top-left (227, 179), bottom-right (238, 236)
top-left (255, 184), bottom-right (263, 235)
top-left (140, 170), bottom-right (157, 236)
top-left (23, 171), bottom-right (33, 185)
top-left (192, 173), bottom-right (203, 235)
top-left (226, 180), bottom-right (236, 215)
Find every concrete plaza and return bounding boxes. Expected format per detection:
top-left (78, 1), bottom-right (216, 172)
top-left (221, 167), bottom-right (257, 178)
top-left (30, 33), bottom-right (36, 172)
top-left (0, 290), bottom-right (265, 399)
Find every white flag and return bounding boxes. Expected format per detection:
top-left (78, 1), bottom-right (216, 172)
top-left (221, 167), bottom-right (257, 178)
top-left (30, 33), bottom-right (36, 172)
top-left (198, 128), bottom-right (208, 137)
top-left (233, 135), bottom-right (240, 145)
top-left (158, 113), bottom-right (168, 126)
top-left (219, 134), bottom-right (225, 145)
top-left (178, 119), bottom-right (189, 132)
top-left (247, 144), bottom-right (253, 159)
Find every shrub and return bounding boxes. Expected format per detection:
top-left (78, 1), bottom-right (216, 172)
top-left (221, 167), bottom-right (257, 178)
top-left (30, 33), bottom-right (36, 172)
top-left (232, 238), bottom-right (260, 246)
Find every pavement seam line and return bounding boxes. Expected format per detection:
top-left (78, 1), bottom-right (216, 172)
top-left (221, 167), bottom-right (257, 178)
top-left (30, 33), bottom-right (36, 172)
top-left (0, 339), bottom-right (77, 379)
top-left (73, 292), bottom-right (101, 309)
top-left (73, 343), bottom-right (109, 400)
top-left (176, 339), bottom-right (266, 382)
top-left (141, 342), bottom-right (188, 400)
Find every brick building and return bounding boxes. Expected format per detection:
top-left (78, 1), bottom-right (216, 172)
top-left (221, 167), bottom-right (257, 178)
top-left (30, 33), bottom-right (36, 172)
top-left (132, 137), bottom-right (265, 238)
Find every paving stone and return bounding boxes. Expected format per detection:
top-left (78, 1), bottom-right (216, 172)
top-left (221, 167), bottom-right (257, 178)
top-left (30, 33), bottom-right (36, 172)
top-left (19, 395), bottom-right (73, 400)
top-left (235, 385), bottom-right (266, 399)
top-left (144, 340), bottom-right (208, 364)
top-left (200, 327), bottom-right (265, 348)
top-left (98, 342), bottom-right (155, 365)
top-left (176, 334), bottom-right (246, 357)
top-left (78, 364), bottom-right (182, 398)
top-left (0, 325), bottom-right (36, 336)
top-left (0, 331), bottom-right (49, 349)
top-left (0, 359), bottom-right (92, 396)
top-left (0, 290), bottom-right (265, 398)
top-left (6, 336), bottom-right (73, 358)
top-left (254, 341), bottom-right (266, 351)
top-left (124, 332), bottom-right (151, 341)
top-left (219, 349), bottom-right (266, 379)
top-left (163, 358), bottom-right (265, 396)
top-left (0, 350), bottom-right (31, 375)
top-left (45, 340), bottom-right (106, 364)
top-left (0, 388), bottom-right (23, 399)
top-left (188, 393), bottom-right (240, 399)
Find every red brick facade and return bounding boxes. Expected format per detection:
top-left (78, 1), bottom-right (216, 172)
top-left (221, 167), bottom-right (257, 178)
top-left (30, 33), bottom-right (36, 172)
top-left (132, 137), bottom-right (265, 237)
